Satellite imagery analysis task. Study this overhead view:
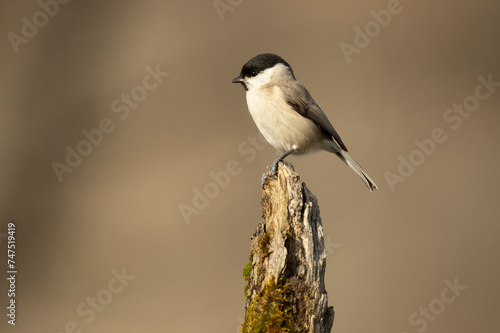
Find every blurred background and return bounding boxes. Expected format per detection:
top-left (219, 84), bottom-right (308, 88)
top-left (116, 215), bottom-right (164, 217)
top-left (1, 1), bottom-right (499, 332)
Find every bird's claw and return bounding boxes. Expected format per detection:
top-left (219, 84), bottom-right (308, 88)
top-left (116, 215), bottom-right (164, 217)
top-left (261, 162), bottom-right (278, 187)
top-left (260, 160), bottom-right (293, 187)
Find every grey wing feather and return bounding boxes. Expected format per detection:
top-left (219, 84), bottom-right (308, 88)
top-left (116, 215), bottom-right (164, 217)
top-left (281, 80), bottom-right (348, 152)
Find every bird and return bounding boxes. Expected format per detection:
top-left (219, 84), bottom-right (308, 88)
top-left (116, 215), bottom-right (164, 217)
top-left (232, 53), bottom-right (377, 191)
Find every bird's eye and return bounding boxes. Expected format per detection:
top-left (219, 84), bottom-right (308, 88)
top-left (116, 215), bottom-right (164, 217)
top-left (251, 71), bottom-right (257, 77)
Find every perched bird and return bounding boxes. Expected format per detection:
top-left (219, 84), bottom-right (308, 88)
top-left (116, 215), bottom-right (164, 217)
top-left (232, 53), bottom-right (377, 191)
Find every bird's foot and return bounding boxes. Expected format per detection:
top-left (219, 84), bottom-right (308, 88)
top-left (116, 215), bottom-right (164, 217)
top-left (261, 159), bottom-right (294, 187)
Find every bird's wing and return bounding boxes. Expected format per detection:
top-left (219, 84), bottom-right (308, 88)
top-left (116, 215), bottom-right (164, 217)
top-left (280, 80), bottom-right (348, 152)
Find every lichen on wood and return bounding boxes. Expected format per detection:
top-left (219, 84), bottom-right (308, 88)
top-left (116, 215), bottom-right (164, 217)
top-left (241, 162), bottom-right (334, 333)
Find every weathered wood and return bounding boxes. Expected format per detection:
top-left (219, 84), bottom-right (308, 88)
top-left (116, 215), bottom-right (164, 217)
top-left (242, 162), bottom-right (334, 333)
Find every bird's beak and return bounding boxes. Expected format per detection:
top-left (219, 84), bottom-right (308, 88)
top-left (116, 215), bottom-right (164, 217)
top-left (232, 76), bottom-right (243, 84)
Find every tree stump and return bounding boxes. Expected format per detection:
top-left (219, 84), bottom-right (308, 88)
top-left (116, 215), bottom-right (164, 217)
top-left (241, 162), bottom-right (334, 333)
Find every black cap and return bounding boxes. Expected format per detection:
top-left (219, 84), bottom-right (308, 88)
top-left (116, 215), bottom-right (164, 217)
top-left (239, 53), bottom-right (293, 79)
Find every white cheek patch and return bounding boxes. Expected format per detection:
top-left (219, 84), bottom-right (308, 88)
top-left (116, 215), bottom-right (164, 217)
top-left (244, 63), bottom-right (290, 91)
top-left (244, 68), bottom-right (274, 91)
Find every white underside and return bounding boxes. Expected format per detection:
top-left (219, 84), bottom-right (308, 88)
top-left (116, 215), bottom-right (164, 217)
top-left (246, 86), bottom-right (324, 155)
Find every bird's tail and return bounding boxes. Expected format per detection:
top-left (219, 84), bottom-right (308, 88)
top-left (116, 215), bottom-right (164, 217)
top-left (336, 150), bottom-right (378, 192)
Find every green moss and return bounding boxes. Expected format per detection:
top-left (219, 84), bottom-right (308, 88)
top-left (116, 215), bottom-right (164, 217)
top-left (241, 276), bottom-right (293, 333)
top-left (243, 253), bottom-right (253, 299)
top-left (242, 232), bottom-right (294, 332)
top-left (244, 284), bottom-right (250, 299)
top-left (243, 260), bottom-right (253, 280)
top-left (243, 252), bottom-right (254, 299)
top-left (258, 233), bottom-right (272, 260)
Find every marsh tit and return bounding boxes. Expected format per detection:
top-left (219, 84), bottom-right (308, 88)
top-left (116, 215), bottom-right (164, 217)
top-left (232, 53), bottom-right (378, 191)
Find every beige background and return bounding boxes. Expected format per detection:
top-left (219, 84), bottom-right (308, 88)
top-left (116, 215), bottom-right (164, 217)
top-left (1, 1), bottom-right (499, 332)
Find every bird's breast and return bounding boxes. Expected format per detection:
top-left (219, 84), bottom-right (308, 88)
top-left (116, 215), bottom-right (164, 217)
top-left (245, 87), bottom-right (323, 154)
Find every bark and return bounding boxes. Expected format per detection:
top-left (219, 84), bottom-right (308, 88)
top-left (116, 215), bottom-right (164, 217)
top-left (241, 162), bottom-right (334, 333)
